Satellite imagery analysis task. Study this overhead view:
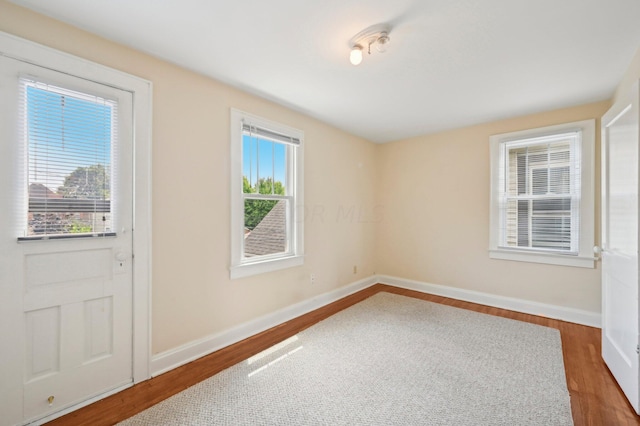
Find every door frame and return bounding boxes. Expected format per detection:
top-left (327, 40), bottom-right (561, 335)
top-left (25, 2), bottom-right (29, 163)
top-left (600, 80), bottom-right (640, 414)
top-left (0, 31), bottom-right (152, 424)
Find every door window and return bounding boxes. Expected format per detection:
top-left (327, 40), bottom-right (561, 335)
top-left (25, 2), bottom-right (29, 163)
top-left (21, 78), bottom-right (117, 238)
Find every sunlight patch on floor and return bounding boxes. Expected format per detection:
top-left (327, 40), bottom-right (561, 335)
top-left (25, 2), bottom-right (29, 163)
top-left (247, 335), bottom-right (299, 365)
top-left (248, 345), bottom-right (304, 378)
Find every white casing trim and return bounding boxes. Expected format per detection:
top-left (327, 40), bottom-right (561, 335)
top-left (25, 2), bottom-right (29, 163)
top-left (377, 275), bottom-right (601, 328)
top-left (230, 255), bottom-right (304, 279)
top-left (489, 249), bottom-right (596, 269)
top-left (150, 275), bottom-right (378, 376)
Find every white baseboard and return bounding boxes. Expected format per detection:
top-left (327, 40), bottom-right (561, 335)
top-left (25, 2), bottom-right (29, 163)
top-left (150, 275), bottom-right (378, 376)
top-left (151, 274), bottom-right (601, 377)
top-left (376, 275), bottom-right (601, 328)
top-left (26, 382), bottom-right (132, 425)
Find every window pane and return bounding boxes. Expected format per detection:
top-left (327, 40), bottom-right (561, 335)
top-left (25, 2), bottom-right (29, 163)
top-left (550, 149), bottom-right (569, 163)
top-left (244, 199), bottom-right (288, 257)
top-left (512, 142), bottom-right (571, 196)
top-left (504, 138), bottom-right (576, 252)
top-left (257, 138), bottom-right (273, 194)
top-left (549, 166), bottom-right (570, 194)
top-left (532, 198), bottom-right (571, 212)
top-left (25, 82), bottom-right (115, 236)
top-left (242, 134), bottom-right (287, 195)
top-left (532, 216), bottom-right (571, 250)
top-left (515, 151), bottom-right (527, 195)
top-left (517, 199), bottom-right (529, 247)
top-left (274, 142), bottom-right (286, 192)
top-left (531, 168), bottom-right (548, 195)
top-left (512, 198), bottom-right (572, 250)
top-left (505, 199), bottom-right (518, 246)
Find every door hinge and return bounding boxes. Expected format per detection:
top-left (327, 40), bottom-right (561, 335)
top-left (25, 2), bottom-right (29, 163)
top-left (637, 344), bottom-right (639, 355)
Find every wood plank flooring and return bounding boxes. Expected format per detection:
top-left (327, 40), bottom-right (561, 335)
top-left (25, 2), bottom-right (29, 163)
top-left (46, 284), bottom-right (639, 426)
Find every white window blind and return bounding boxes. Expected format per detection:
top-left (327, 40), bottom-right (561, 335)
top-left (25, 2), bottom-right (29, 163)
top-left (242, 123), bottom-right (301, 146)
top-left (20, 78), bottom-right (117, 238)
top-left (498, 132), bottom-right (581, 254)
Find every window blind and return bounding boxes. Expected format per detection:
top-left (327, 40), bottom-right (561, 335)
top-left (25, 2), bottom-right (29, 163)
top-left (20, 77), bottom-right (117, 237)
top-left (500, 132), bottom-right (581, 253)
top-left (242, 122), bottom-right (301, 145)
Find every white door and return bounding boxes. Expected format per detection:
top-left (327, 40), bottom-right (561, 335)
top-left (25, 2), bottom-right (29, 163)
top-left (601, 80), bottom-right (640, 414)
top-left (0, 55), bottom-right (134, 424)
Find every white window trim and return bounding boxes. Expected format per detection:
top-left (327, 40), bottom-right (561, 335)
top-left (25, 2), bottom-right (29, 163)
top-left (230, 108), bottom-right (304, 279)
top-left (489, 119), bottom-right (596, 268)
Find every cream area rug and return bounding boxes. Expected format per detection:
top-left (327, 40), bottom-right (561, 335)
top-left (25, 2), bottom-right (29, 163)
top-left (120, 292), bottom-right (573, 425)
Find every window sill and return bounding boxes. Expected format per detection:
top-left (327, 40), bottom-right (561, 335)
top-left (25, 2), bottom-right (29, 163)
top-left (18, 232), bottom-right (117, 242)
top-left (489, 249), bottom-right (595, 268)
top-left (230, 254), bottom-right (304, 279)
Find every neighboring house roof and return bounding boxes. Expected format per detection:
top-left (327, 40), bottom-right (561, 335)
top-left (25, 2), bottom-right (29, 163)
top-left (244, 200), bottom-right (286, 257)
top-left (29, 183), bottom-right (62, 198)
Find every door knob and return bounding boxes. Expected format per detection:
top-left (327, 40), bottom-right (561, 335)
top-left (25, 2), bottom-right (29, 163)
top-left (593, 246), bottom-right (605, 260)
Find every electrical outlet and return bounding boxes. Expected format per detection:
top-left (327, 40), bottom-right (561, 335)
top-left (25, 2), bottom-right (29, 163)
top-left (310, 273), bottom-right (316, 285)
top-left (353, 265), bottom-right (357, 274)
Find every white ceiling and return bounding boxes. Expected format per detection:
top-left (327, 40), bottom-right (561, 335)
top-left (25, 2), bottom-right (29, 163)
top-left (12, 0), bottom-right (640, 143)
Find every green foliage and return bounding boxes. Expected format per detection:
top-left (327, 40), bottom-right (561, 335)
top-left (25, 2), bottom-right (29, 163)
top-left (243, 177), bottom-right (285, 230)
top-left (58, 164), bottom-right (110, 199)
top-left (244, 199), bottom-right (278, 230)
top-left (243, 176), bottom-right (253, 194)
top-left (69, 222), bottom-right (93, 233)
top-left (243, 176), bottom-right (285, 195)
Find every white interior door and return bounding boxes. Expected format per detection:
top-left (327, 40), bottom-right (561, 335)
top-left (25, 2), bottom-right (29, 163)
top-left (0, 55), bottom-right (134, 424)
top-left (601, 81), bottom-right (640, 415)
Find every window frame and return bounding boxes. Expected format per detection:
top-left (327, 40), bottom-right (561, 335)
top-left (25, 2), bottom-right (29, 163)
top-left (489, 119), bottom-right (595, 268)
top-left (230, 108), bottom-right (304, 279)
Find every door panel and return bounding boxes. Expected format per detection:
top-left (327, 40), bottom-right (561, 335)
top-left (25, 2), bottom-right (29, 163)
top-left (601, 82), bottom-right (640, 415)
top-left (25, 307), bottom-right (61, 382)
top-left (0, 55), bottom-right (134, 424)
top-left (25, 249), bottom-right (113, 287)
top-left (84, 297), bottom-right (114, 362)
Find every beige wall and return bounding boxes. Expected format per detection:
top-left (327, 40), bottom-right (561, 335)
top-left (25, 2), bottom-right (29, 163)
top-left (614, 45), bottom-right (640, 104)
top-left (0, 1), bottom-right (378, 354)
top-left (375, 101), bottom-right (610, 313)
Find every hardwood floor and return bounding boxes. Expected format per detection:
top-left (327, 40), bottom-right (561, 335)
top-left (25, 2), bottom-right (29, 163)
top-left (47, 284), bottom-right (639, 426)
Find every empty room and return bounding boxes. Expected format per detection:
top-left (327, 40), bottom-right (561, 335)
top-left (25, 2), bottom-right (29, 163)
top-left (1, 0), bottom-right (640, 425)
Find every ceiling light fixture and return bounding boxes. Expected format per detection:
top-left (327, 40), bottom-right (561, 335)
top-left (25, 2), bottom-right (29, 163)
top-left (349, 24), bottom-right (391, 66)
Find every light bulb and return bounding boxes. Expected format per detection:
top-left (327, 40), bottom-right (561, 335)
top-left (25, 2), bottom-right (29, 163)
top-left (376, 33), bottom-right (390, 53)
top-left (350, 46), bottom-right (363, 66)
